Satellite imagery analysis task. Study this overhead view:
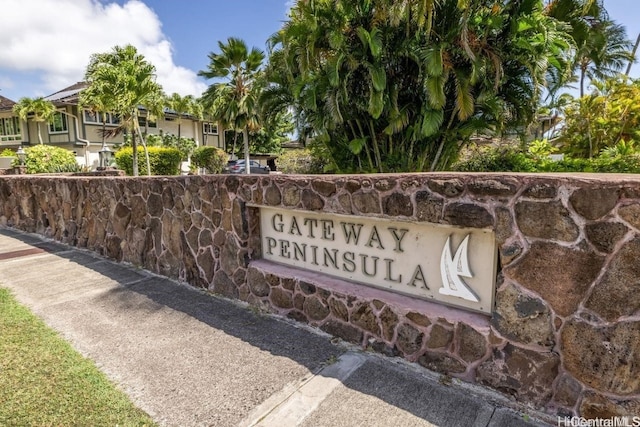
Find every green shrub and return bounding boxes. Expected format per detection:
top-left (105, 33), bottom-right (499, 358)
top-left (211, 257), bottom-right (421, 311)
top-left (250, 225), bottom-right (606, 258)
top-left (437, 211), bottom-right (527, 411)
top-left (115, 147), bottom-right (181, 176)
top-left (452, 144), bottom-right (640, 174)
top-left (0, 149), bottom-right (16, 157)
top-left (276, 148), bottom-right (327, 174)
top-left (452, 146), bottom-right (536, 172)
top-left (146, 134), bottom-right (196, 161)
top-left (22, 145), bottom-right (78, 174)
top-left (190, 146), bottom-right (227, 174)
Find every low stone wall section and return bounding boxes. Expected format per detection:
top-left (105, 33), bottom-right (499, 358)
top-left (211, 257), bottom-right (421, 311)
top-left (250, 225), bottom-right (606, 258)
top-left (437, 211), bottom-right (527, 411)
top-left (1, 173), bottom-right (639, 418)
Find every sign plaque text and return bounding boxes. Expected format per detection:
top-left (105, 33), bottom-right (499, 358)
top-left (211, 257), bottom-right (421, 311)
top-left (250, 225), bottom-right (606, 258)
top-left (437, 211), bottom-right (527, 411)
top-left (260, 207), bottom-right (498, 314)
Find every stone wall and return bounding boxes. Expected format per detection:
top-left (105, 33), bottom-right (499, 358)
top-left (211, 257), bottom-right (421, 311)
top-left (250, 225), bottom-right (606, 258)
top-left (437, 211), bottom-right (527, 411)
top-left (1, 173), bottom-right (639, 418)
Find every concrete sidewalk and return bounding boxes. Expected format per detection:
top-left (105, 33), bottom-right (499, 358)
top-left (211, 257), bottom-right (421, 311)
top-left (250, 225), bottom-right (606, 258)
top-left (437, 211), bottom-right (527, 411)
top-left (0, 228), bottom-right (552, 427)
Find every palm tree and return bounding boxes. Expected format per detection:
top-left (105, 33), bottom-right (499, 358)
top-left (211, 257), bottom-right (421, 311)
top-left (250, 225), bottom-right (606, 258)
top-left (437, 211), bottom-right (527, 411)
top-left (12, 97), bottom-right (57, 144)
top-left (199, 37), bottom-right (264, 174)
top-left (266, 0), bottom-right (571, 172)
top-left (79, 82), bottom-right (116, 151)
top-left (166, 93), bottom-right (202, 139)
top-left (84, 45), bottom-right (163, 176)
top-left (546, 0), bottom-right (633, 97)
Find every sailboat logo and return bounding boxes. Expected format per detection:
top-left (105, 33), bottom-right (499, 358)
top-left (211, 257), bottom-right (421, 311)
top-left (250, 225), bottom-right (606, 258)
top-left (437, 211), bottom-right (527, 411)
top-left (439, 235), bottom-right (480, 302)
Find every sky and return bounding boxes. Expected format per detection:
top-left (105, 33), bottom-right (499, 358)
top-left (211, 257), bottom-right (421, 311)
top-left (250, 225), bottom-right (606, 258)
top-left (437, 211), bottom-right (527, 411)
top-left (0, 0), bottom-right (639, 102)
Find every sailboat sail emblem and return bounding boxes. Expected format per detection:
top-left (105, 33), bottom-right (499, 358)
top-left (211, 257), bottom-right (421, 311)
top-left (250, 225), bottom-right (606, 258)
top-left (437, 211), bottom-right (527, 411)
top-left (439, 235), bottom-right (479, 302)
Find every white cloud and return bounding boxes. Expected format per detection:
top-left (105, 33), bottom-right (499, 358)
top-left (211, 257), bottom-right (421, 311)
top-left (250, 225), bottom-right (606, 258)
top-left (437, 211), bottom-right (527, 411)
top-left (0, 0), bottom-right (206, 96)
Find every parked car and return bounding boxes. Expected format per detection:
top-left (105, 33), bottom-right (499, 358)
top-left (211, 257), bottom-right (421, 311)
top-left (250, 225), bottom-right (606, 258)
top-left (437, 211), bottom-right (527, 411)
top-left (223, 160), bottom-right (237, 173)
top-left (229, 159), bottom-right (270, 174)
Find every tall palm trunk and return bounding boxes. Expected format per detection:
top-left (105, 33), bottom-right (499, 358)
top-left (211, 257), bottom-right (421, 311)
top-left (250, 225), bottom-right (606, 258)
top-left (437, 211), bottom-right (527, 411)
top-left (626, 32), bottom-right (640, 76)
top-left (131, 126), bottom-right (138, 177)
top-left (37, 123), bottom-right (43, 144)
top-left (243, 126), bottom-right (250, 175)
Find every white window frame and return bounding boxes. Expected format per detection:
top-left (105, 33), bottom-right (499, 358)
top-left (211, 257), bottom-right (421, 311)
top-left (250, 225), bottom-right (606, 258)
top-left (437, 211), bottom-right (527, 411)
top-left (203, 122), bottom-right (218, 135)
top-left (49, 112), bottom-right (68, 134)
top-left (0, 117), bottom-right (21, 142)
top-left (83, 110), bottom-right (121, 126)
top-left (138, 116), bottom-right (157, 128)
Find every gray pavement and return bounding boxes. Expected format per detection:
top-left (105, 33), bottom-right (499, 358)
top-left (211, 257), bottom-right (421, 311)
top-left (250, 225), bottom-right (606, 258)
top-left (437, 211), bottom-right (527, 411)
top-left (0, 228), bottom-right (553, 427)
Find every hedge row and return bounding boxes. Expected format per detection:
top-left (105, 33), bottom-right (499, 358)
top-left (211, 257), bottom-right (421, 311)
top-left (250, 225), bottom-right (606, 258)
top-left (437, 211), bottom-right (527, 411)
top-left (114, 147), bottom-right (182, 176)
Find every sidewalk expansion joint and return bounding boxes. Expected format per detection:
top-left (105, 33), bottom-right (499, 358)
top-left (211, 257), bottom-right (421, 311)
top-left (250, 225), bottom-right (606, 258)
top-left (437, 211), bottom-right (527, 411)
top-left (239, 351), bottom-right (367, 427)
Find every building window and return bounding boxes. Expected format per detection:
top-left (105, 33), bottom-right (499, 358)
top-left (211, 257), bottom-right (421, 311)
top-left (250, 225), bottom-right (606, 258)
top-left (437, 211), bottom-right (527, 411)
top-left (203, 122), bottom-right (218, 135)
top-left (83, 110), bottom-right (120, 126)
top-left (138, 116), bottom-right (157, 128)
top-left (49, 112), bottom-right (68, 133)
top-left (0, 117), bottom-right (21, 142)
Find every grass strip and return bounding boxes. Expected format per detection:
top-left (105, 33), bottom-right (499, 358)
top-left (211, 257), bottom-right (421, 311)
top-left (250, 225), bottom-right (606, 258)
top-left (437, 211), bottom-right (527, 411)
top-left (0, 288), bottom-right (156, 426)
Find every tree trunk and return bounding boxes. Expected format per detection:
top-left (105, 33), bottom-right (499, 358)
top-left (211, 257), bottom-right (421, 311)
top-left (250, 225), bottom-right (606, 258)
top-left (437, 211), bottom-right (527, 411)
top-left (132, 126), bottom-right (139, 177)
top-left (37, 123), bottom-right (43, 144)
top-left (580, 67), bottom-right (586, 98)
top-left (136, 124), bottom-right (152, 176)
top-left (626, 32), bottom-right (640, 76)
top-left (243, 127), bottom-right (250, 175)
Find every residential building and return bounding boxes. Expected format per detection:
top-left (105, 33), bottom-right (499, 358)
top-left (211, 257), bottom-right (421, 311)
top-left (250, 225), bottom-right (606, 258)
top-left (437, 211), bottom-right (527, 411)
top-left (1, 83), bottom-right (225, 169)
top-left (0, 95), bottom-right (22, 145)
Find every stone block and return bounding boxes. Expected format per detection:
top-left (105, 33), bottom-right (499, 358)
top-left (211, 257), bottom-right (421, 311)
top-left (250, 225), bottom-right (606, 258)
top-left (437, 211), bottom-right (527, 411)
top-left (328, 297), bottom-right (349, 322)
top-left (382, 193), bottom-right (413, 217)
top-left (301, 189), bottom-right (324, 210)
top-left (522, 183), bottom-right (557, 199)
top-left (427, 178), bottom-right (465, 198)
top-left (552, 374), bottom-right (582, 408)
top-left (585, 221), bottom-right (628, 253)
top-left (561, 319), bottom-right (640, 395)
top-left (406, 312), bottom-right (431, 327)
top-left (396, 323), bottom-right (424, 355)
top-left (515, 200), bottom-right (579, 241)
top-left (580, 392), bottom-right (640, 419)
top-left (585, 236), bottom-right (640, 321)
top-left (352, 191), bottom-right (381, 214)
top-left (246, 267), bottom-right (271, 297)
top-left (618, 203), bottom-right (640, 230)
top-left (457, 324), bottom-right (487, 362)
top-left (491, 283), bottom-right (554, 347)
top-left (351, 303), bottom-right (380, 335)
top-left (476, 343), bottom-right (559, 406)
top-left (211, 270), bottom-right (239, 299)
top-left (311, 180), bottom-right (337, 197)
top-left (427, 324), bottom-right (453, 349)
top-left (443, 203), bottom-right (493, 228)
top-left (505, 241), bottom-right (604, 317)
top-left (270, 287), bottom-right (294, 309)
top-left (303, 296), bottom-right (330, 321)
top-left (570, 187), bottom-right (620, 220)
top-left (320, 320), bottom-right (363, 344)
top-left (417, 351), bottom-right (466, 374)
top-left (415, 191), bottom-right (443, 222)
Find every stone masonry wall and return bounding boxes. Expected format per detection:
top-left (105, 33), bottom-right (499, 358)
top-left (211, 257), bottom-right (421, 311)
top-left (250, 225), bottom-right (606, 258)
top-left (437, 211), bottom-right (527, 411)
top-left (1, 173), bottom-right (639, 419)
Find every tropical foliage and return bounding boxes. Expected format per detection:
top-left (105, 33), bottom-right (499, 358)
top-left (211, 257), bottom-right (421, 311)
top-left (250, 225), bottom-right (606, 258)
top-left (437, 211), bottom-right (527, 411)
top-left (190, 146), bottom-right (227, 174)
top-left (199, 37), bottom-right (265, 173)
top-left (143, 134), bottom-right (197, 162)
top-left (276, 148), bottom-right (327, 174)
top-left (21, 145), bottom-right (78, 174)
top-left (559, 77), bottom-right (640, 158)
top-left (453, 142), bottom-right (640, 173)
top-left (83, 44), bottom-right (164, 176)
top-left (263, 0), bottom-right (572, 172)
top-left (12, 97), bottom-right (57, 145)
top-left (114, 146), bottom-right (181, 176)
top-left (166, 93), bottom-right (203, 139)
top-left (546, 0), bottom-right (633, 97)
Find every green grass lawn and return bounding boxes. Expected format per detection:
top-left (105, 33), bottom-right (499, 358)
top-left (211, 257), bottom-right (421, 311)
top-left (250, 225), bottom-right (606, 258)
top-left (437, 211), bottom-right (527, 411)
top-left (0, 288), bottom-right (156, 426)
